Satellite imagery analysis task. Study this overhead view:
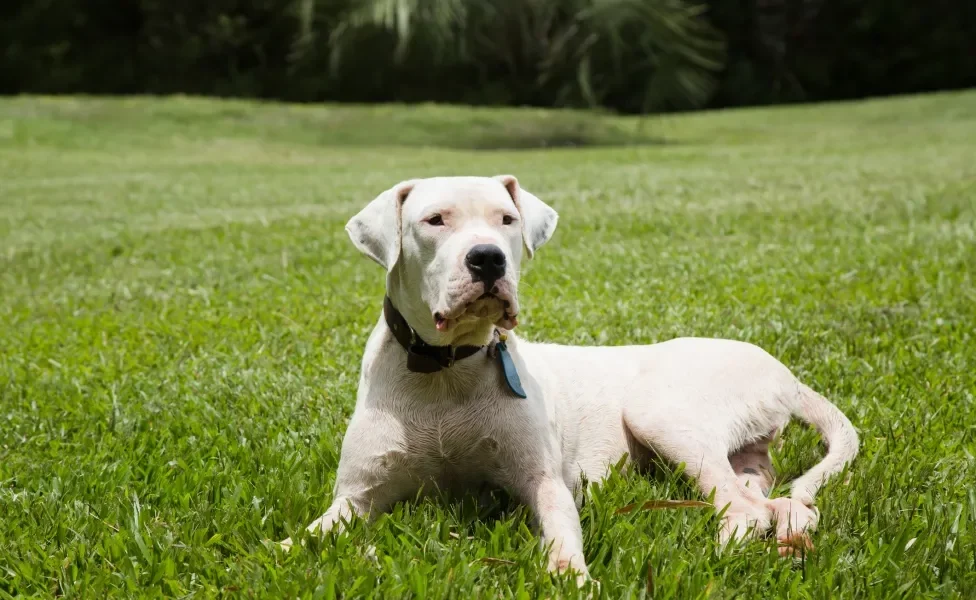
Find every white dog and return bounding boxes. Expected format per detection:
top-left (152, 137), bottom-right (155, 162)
top-left (280, 175), bottom-right (858, 581)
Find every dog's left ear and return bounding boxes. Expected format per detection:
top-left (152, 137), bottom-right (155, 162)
top-left (495, 175), bottom-right (558, 258)
top-left (345, 179), bottom-right (417, 271)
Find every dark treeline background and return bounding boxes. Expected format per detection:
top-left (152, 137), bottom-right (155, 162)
top-left (2, 0), bottom-right (974, 114)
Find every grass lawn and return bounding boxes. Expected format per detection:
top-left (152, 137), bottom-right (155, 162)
top-left (1, 91), bottom-right (974, 598)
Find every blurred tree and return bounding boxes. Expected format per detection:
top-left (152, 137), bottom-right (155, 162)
top-left (1, 0), bottom-right (973, 112)
top-left (308, 0), bottom-right (725, 111)
top-left (706, 0), bottom-right (976, 107)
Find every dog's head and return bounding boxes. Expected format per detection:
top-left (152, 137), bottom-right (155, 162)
top-left (346, 175), bottom-right (558, 346)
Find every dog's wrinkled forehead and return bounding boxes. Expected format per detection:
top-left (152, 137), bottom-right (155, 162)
top-left (400, 177), bottom-right (516, 221)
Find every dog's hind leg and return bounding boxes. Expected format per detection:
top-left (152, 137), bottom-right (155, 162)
top-left (622, 410), bottom-right (772, 546)
top-left (727, 432), bottom-right (820, 556)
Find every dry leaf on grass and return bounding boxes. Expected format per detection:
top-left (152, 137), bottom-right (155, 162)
top-left (616, 499), bottom-right (710, 514)
top-left (476, 557), bottom-right (516, 566)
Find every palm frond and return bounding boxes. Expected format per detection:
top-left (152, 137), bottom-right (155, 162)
top-left (311, 0), bottom-right (726, 112)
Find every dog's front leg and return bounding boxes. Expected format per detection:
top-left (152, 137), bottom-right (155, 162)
top-left (279, 483), bottom-right (379, 551)
top-left (518, 474), bottom-right (590, 584)
top-left (280, 410), bottom-right (415, 551)
top-left (280, 468), bottom-right (415, 551)
top-left (279, 494), bottom-right (363, 550)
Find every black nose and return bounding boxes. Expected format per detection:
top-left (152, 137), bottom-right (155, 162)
top-left (465, 244), bottom-right (506, 287)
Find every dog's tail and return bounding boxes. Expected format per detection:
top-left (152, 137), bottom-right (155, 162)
top-left (790, 383), bottom-right (859, 506)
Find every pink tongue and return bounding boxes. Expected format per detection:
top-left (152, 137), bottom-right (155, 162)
top-left (435, 317), bottom-right (449, 331)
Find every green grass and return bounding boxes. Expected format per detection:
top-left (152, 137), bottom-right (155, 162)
top-left (1, 91), bottom-right (974, 598)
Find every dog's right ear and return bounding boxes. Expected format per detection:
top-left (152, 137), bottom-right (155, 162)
top-left (345, 180), bottom-right (417, 271)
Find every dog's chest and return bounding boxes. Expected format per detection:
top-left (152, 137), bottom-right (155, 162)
top-left (395, 399), bottom-right (508, 489)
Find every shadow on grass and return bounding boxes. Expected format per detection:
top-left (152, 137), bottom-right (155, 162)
top-left (459, 122), bottom-right (666, 151)
top-left (0, 96), bottom-right (669, 152)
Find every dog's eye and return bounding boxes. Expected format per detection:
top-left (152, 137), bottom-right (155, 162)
top-left (502, 215), bottom-right (516, 225)
top-left (426, 214), bottom-right (444, 226)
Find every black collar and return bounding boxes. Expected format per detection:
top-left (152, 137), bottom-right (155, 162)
top-left (383, 296), bottom-right (486, 373)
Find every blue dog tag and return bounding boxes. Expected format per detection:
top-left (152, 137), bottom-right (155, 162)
top-left (495, 336), bottom-right (526, 398)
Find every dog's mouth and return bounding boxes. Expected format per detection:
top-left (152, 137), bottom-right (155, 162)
top-left (434, 290), bottom-right (518, 332)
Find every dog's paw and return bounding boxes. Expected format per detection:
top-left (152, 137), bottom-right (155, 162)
top-left (569, 568), bottom-right (599, 594)
top-left (769, 497), bottom-right (818, 558)
top-left (776, 531), bottom-right (815, 558)
top-left (550, 555), bottom-right (592, 589)
top-left (573, 570), bottom-right (592, 588)
top-left (579, 575), bottom-right (601, 596)
top-left (275, 537), bottom-right (298, 552)
top-left (717, 509), bottom-right (767, 549)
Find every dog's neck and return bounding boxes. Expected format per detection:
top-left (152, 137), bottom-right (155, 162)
top-left (385, 276), bottom-right (496, 349)
top-left (381, 296), bottom-right (489, 373)
top-left (379, 297), bottom-right (526, 397)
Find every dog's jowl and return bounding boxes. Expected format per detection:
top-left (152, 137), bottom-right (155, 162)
top-left (280, 175), bottom-right (859, 582)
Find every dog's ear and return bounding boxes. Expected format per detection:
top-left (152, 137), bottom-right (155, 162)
top-left (345, 179), bottom-right (417, 271)
top-left (495, 175), bottom-right (558, 258)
